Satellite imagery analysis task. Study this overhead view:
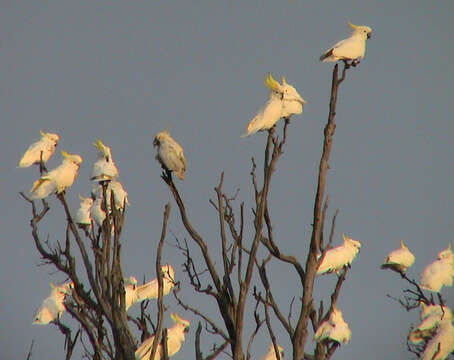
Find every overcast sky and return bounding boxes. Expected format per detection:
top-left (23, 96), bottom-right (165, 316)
top-left (1, 1), bottom-right (453, 359)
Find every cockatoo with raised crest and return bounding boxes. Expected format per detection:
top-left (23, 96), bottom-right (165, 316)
top-left (33, 281), bottom-right (73, 325)
top-left (314, 304), bottom-right (351, 344)
top-left (91, 139), bottom-right (119, 181)
top-left (135, 313), bottom-right (190, 360)
top-left (317, 234), bottom-right (361, 275)
top-left (153, 130), bottom-right (186, 180)
top-left (18, 130), bottom-right (59, 168)
top-left (420, 244), bottom-right (454, 292)
top-left (381, 240), bottom-right (415, 274)
top-left (242, 73), bottom-right (305, 137)
top-left (29, 151), bottom-right (82, 199)
top-left (320, 22), bottom-right (372, 64)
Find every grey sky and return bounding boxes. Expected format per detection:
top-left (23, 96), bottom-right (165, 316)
top-left (1, 1), bottom-right (453, 359)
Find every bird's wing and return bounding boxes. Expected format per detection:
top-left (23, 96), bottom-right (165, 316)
top-left (135, 279), bottom-right (159, 302)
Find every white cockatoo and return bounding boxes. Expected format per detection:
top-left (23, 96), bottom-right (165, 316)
top-left (29, 151), bottom-right (83, 199)
top-left (421, 311), bottom-right (454, 360)
top-left (18, 130), bottom-right (59, 168)
top-left (381, 240), bottom-right (415, 274)
top-left (153, 130), bottom-right (186, 181)
top-left (33, 281), bottom-right (73, 325)
top-left (409, 303), bottom-right (452, 344)
top-left (316, 234), bottom-right (361, 275)
top-left (320, 22), bottom-right (372, 64)
top-left (75, 194), bottom-right (93, 229)
top-left (260, 343), bottom-right (284, 360)
top-left (420, 244), bottom-right (454, 292)
top-left (91, 139), bottom-right (119, 182)
top-left (135, 313), bottom-right (190, 360)
top-left (90, 198), bottom-right (106, 228)
top-left (124, 265), bottom-right (175, 311)
top-left (242, 73), bottom-right (306, 137)
top-left (314, 304), bottom-right (351, 344)
top-left (109, 180), bottom-right (130, 210)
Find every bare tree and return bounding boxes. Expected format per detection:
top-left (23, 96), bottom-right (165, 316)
top-left (22, 62), bottom-right (385, 360)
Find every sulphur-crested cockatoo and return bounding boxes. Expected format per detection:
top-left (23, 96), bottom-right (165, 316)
top-left (242, 73), bottom-right (305, 137)
top-left (29, 151), bottom-right (83, 199)
top-left (135, 313), bottom-right (190, 360)
top-left (153, 130), bottom-right (186, 180)
top-left (75, 194), bottom-right (93, 229)
top-left (320, 22), bottom-right (372, 64)
top-left (90, 198), bottom-right (106, 228)
top-left (420, 244), bottom-right (454, 292)
top-left (317, 234), bottom-right (361, 275)
top-left (381, 240), bottom-right (415, 274)
top-left (109, 180), bottom-right (130, 210)
top-left (18, 130), bottom-right (59, 168)
top-left (409, 303), bottom-right (452, 344)
top-left (421, 310), bottom-right (454, 360)
top-left (124, 265), bottom-right (175, 311)
top-left (260, 343), bottom-right (284, 360)
top-left (91, 139), bottom-right (119, 181)
top-left (314, 304), bottom-right (351, 344)
top-left (33, 281), bottom-right (73, 325)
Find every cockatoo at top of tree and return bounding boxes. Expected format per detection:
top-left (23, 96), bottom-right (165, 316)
top-left (421, 310), bottom-right (454, 360)
top-left (409, 303), bottom-right (453, 344)
top-left (91, 139), bottom-right (119, 182)
top-left (316, 234), bottom-right (361, 275)
top-left (153, 130), bottom-right (186, 181)
top-left (29, 151), bottom-right (83, 199)
top-left (242, 73), bottom-right (306, 137)
top-left (320, 22), bottom-right (372, 64)
top-left (75, 194), bottom-right (93, 228)
top-left (314, 304), bottom-right (351, 344)
top-left (33, 281), bottom-right (73, 325)
top-left (260, 343), bottom-right (284, 360)
top-left (124, 265), bottom-right (175, 311)
top-left (18, 130), bottom-right (59, 168)
top-left (135, 313), bottom-right (190, 360)
top-left (420, 244), bottom-right (454, 292)
top-left (381, 240), bottom-right (415, 274)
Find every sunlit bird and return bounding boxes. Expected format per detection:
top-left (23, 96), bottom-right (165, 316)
top-left (124, 265), bottom-right (175, 311)
top-left (260, 343), bottom-right (284, 360)
top-left (409, 303), bottom-right (452, 344)
top-left (135, 313), bottom-right (190, 360)
top-left (90, 198), bottom-right (106, 228)
top-left (109, 180), bottom-right (130, 210)
top-left (320, 22), bottom-right (372, 64)
top-left (153, 130), bottom-right (186, 181)
top-left (314, 304), bottom-right (351, 344)
top-left (33, 281), bottom-right (73, 325)
top-left (91, 139), bottom-right (119, 181)
top-left (242, 73), bottom-right (305, 137)
top-left (421, 310), bottom-right (454, 360)
top-left (29, 151), bottom-right (82, 199)
top-left (75, 194), bottom-right (93, 229)
top-left (381, 240), bottom-right (415, 274)
top-left (420, 244), bottom-right (454, 292)
top-left (316, 234), bottom-right (361, 275)
top-left (18, 130), bottom-right (59, 168)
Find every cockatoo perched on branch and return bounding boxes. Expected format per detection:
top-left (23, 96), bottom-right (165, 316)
top-left (316, 234), bottom-right (361, 275)
top-left (29, 151), bottom-right (82, 199)
top-left (75, 194), bottom-right (93, 230)
top-left (135, 313), bottom-right (190, 360)
top-left (420, 244), bottom-right (454, 292)
top-left (409, 303), bottom-right (452, 344)
top-left (242, 73), bottom-right (306, 137)
top-left (381, 240), bottom-right (415, 274)
top-left (320, 22), bottom-right (372, 64)
top-left (314, 304), bottom-right (351, 344)
top-left (153, 130), bottom-right (186, 180)
top-left (260, 343), bottom-right (284, 360)
top-left (91, 139), bottom-right (119, 181)
top-left (421, 308), bottom-right (454, 360)
top-left (124, 265), bottom-right (175, 311)
top-left (18, 130), bottom-right (59, 168)
top-left (33, 281), bottom-right (73, 325)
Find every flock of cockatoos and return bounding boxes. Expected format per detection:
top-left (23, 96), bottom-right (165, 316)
top-left (17, 21), bottom-right (453, 360)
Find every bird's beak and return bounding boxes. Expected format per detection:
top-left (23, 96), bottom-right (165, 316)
top-left (299, 97), bottom-right (307, 105)
top-left (367, 33), bottom-right (371, 39)
top-left (152, 138), bottom-right (159, 147)
top-left (184, 326), bottom-right (190, 333)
